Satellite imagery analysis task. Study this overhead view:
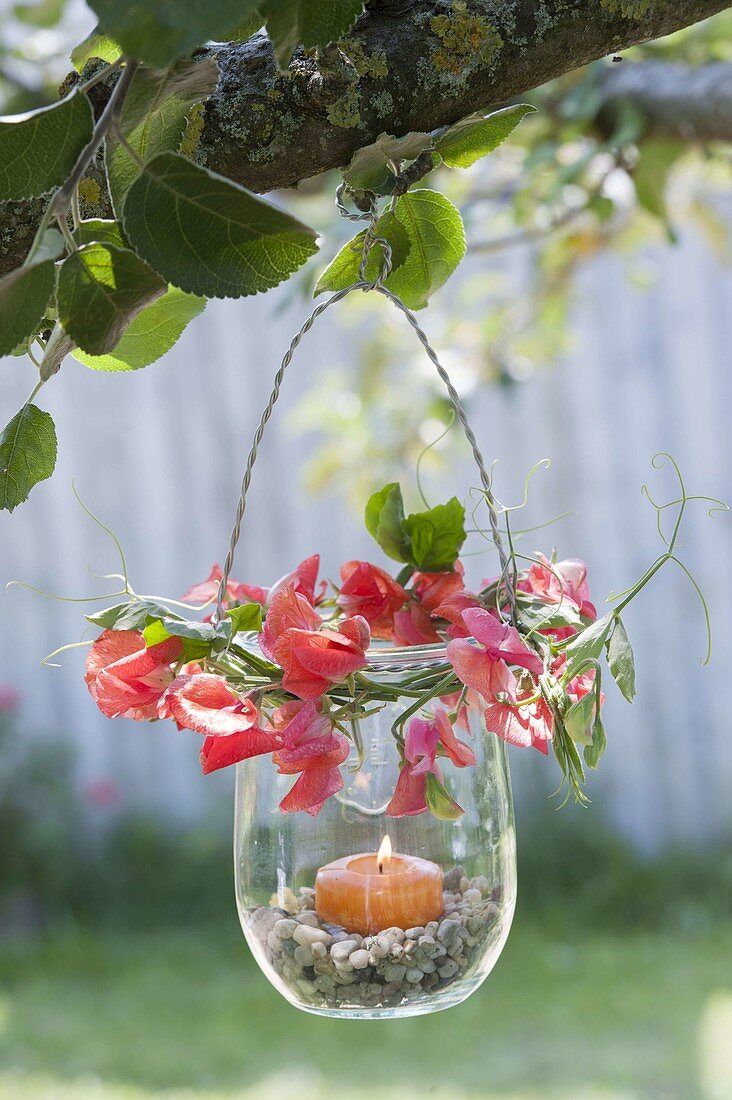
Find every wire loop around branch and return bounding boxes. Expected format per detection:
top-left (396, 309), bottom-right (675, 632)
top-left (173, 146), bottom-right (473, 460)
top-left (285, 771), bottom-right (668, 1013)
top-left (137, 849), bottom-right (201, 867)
top-left (214, 187), bottom-right (517, 625)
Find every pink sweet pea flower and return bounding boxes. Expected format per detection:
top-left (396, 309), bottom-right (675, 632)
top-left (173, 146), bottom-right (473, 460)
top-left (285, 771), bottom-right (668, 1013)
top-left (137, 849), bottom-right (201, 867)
top-left (0, 685), bottom-right (19, 712)
top-left (412, 562), bottom-right (465, 612)
top-left (387, 707), bottom-right (476, 817)
top-left (521, 554), bottom-right (597, 621)
top-left (432, 589), bottom-right (481, 637)
top-left (261, 585), bottom-right (370, 700)
top-left (267, 554), bottom-right (326, 606)
top-left (85, 630), bottom-right (183, 720)
top-left (181, 563), bottom-right (267, 608)
top-left (461, 607), bottom-right (544, 676)
top-left (272, 702), bottom-right (350, 815)
top-left (336, 561), bottom-right (406, 639)
top-left (479, 661), bottom-right (554, 753)
top-left (156, 672), bottom-right (280, 775)
top-left (199, 725), bottom-right (279, 774)
top-left (159, 672), bottom-right (259, 735)
top-left (392, 602), bottom-right (441, 646)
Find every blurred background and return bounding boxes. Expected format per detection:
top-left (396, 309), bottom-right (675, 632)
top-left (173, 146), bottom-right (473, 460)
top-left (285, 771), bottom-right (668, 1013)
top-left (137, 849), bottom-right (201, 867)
top-left (0, 2), bottom-right (731, 1098)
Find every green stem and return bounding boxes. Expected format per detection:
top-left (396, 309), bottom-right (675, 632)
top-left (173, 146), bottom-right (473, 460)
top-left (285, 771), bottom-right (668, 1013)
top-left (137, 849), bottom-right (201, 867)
top-left (25, 58), bottom-right (138, 267)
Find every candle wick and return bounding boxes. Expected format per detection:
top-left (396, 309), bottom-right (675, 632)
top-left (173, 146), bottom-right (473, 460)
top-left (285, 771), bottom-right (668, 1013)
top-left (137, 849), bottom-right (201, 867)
top-left (378, 860), bottom-right (384, 874)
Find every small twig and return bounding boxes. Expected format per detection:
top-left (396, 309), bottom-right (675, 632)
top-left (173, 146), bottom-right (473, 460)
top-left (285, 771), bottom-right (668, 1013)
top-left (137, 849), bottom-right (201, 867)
top-left (25, 59), bottom-right (138, 267)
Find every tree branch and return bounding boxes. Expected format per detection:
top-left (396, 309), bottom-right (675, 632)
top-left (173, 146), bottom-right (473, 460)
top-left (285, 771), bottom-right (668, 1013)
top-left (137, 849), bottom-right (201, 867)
top-left (196, 0), bottom-right (729, 192)
top-left (597, 60), bottom-right (732, 143)
top-left (0, 0), bottom-right (729, 275)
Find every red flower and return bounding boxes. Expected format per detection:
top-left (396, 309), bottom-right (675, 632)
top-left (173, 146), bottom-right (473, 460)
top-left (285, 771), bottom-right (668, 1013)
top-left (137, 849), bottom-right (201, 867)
top-left (181, 564), bottom-right (267, 608)
top-left (387, 707), bottom-right (476, 817)
top-left (432, 589), bottom-right (481, 638)
top-left (160, 672), bottom-right (259, 735)
top-left (267, 554), bottom-right (326, 606)
top-left (392, 602), bottom-right (441, 646)
top-left (412, 562), bottom-right (465, 612)
top-left (261, 585), bottom-right (370, 700)
top-left (157, 672), bottom-right (279, 775)
top-left (272, 702), bottom-right (350, 815)
top-left (336, 561), bottom-right (406, 638)
top-left (461, 607), bottom-right (544, 677)
top-left (520, 554), bottom-right (597, 621)
top-left (85, 630), bottom-right (182, 720)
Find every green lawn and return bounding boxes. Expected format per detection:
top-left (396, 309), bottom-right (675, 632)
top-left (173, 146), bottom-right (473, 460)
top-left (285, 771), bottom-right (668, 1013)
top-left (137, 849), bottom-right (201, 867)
top-left (0, 917), bottom-right (729, 1100)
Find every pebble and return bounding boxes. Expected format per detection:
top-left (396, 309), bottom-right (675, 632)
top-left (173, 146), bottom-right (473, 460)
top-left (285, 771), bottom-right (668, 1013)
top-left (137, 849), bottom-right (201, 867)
top-left (248, 866), bottom-right (502, 1011)
top-left (437, 919), bottom-right (461, 947)
top-left (294, 945), bottom-right (315, 967)
top-left (331, 939), bottom-right (360, 962)
top-left (273, 918), bottom-right (298, 940)
top-left (296, 910), bottom-right (320, 927)
top-left (293, 924), bottom-right (332, 947)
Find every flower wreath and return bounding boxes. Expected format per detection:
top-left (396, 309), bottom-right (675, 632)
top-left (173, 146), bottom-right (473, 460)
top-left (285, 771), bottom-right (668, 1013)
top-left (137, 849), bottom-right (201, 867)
top-left (74, 460), bottom-right (719, 820)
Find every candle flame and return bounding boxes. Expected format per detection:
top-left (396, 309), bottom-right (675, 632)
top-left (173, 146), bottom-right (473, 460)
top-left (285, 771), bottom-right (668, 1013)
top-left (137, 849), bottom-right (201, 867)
top-left (377, 834), bottom-right (392, 873)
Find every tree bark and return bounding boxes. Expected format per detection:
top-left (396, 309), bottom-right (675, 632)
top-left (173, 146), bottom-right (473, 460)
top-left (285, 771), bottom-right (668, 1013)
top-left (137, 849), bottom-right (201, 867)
top-left (0, 0), bottom-right (729, 275)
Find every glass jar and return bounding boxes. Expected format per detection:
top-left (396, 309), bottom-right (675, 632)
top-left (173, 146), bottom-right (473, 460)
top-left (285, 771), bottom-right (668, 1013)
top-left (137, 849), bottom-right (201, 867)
top-left (233, 642), bottom-right (517, 1018)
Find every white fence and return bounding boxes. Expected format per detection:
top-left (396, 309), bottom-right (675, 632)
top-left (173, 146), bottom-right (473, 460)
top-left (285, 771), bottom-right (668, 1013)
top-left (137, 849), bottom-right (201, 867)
top-left (1, 223), bottom-right (730, 853)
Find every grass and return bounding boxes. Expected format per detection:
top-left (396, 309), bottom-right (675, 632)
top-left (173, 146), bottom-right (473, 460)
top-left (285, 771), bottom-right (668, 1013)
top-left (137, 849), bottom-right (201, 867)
top-left (0, 914), bottom-right (730, 1100)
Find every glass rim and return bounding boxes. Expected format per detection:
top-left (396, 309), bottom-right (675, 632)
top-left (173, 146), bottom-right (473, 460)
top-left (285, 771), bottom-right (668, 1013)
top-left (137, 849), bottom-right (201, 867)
top-left (364, 638), bottom-right (453, 670)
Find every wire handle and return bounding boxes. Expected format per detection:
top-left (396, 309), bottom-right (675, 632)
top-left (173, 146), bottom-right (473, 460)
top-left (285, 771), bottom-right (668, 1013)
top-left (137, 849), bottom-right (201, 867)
top-left (214, 186), bottom-right (516, 625)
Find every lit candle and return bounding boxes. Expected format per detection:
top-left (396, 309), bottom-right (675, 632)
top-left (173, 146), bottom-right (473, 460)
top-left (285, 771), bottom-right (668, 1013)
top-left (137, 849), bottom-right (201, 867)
top-left (315, 835), bottom-right (443, 935)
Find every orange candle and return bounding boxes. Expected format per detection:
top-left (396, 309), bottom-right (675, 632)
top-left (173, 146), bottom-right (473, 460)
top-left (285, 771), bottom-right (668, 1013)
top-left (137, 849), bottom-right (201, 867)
top-left (315, 836), bottom-right (443, 935)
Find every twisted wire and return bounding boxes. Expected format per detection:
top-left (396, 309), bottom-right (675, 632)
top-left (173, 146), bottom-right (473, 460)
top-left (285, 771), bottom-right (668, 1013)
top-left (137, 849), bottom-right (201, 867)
top-left (215, 185), bottom-right (517, 626)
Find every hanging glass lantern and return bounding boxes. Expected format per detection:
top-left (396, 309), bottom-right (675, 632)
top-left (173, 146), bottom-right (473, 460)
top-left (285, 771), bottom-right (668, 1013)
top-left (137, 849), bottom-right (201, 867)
top-left (234, 640), bottom-right (516, 1018)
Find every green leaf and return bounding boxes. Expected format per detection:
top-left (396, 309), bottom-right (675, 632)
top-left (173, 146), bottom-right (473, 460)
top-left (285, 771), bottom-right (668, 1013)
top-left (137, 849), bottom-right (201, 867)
top-left (606, 618), bottom-right (636, 703)
top-left (0, 260), bottom-right (55, 356)
top-left (344, 131), bottom-right (434, 195)
top-left (76, 219), bottom-right (127, 248)
top-left (0, 403), bottom-right (57, 512)
top-left (383, 190), bottom-right (466, 310)
top-left (142, 618), bottom-right (213, 661)
top-left (403, 497), bottom-right (465, 571)
top-left (71, 286), bottom-right (205, 372)
top-left (86, 602), bottom-right (136, 629)
top-left (0, 89), bottom-right (93, 201)
top-left (584, 711), bottom-right (606, 769)
top-left (564, 693), bottom-right (595, 746)
top-left (633, 139), bottom-right (683, 238)
top-left (14, 0), bottom-right (65, 28)
top-left (86, 599), bottom-right (179, 630)
top-left (57, 243), bottom-right (166, 356)
top-left (159, 618), bottom-right (223, 642)
top-left (71, 28), bottom-right (122, 71)
top-left (424, 772), bottom-right (463, 820)
top-left (314, 210), bottom-right (411, 295)
top-left (515, 595), bottom-right (583, 633)
top-left (33, 227), bottom-right (65, 262)
top-left (261, 0), bottom-right (364, 67)
top-left (106, 58), bottom-right (220, 213)
top-left (227, 603), bottom-right (264, 633)
top-left (364, 483), bottom-right (411, 564)
top-left (563, 615), bottom-right (613, 680)
top-left (122, 152), bottom-right (319, 298)
top-left (87, 0), bottom-right (258, 67)
top-left (435, 104), bottom-right (536, 169)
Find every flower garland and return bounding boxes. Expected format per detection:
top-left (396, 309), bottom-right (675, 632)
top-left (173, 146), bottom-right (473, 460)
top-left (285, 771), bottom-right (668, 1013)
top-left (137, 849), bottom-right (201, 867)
top-left (74, 460), bottom-right (720, 819)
